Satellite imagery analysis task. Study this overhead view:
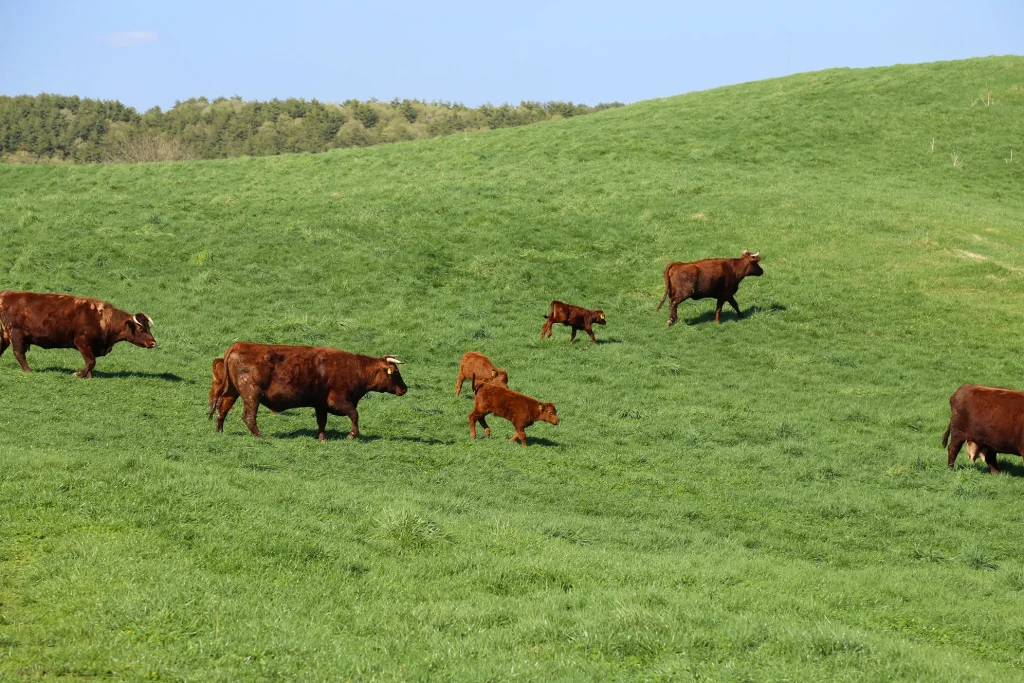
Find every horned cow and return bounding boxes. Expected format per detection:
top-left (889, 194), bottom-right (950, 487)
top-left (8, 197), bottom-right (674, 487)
top-left (0, 290), bottom-right (156, 378)
top-left (656, 250), bottom-right (763, 325)
top-left (212, 342), bottom-right (407, 440)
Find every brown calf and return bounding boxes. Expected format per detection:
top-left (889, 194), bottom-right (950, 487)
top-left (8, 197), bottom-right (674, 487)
top-left (213, 342), bottom-right (408, 440)
top-left (0, 290), bottom-right (156, 378)
top-left (656, 250), bottom-right (763, 325)
top-left (455, 351), bottom-right (509, 396)
top-left (540, 300), bottom-right (606, 344)
top-left (943, 384), bottom-right (1024, 474)
top-left (468, 383), bottom-right (558, 446)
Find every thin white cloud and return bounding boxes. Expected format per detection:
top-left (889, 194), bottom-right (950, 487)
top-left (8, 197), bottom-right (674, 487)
top-left (104, 31), bottom-right (158, 47)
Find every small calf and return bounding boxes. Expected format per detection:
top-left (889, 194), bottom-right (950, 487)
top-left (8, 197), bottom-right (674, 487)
top-left (540, 300), bottom-right (606, 344)
top-left (469, 383), bottom-right (558, 446)
top-left (455, 351), bottom-right (509, 396)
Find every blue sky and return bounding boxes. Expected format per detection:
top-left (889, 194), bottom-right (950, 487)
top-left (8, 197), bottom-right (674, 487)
top-left (0, 1), bottom-right (1020, 111)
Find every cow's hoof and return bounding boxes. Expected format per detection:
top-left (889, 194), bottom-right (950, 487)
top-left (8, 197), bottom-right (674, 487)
top-left (347, 433), bottom-right (357, 440)
top-left (484, 428), bottom-right (491, 437)
top-left (318, 433), bottom-right (326, 442)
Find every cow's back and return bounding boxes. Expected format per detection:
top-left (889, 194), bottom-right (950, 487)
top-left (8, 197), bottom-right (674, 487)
top-left (223, 342), bottom-right (360, 409)
top-left (951, 385), bottom-right (1024, 455)
top-left (0, 291), bottom-right (107, 347)
top-left (477, 384), bottom-right (535, 423)
top-left (667, 259), bottom-right (735, 299)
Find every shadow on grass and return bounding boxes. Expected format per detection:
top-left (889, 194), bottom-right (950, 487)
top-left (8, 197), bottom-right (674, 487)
top-left (683, 303), bottom-right (787, 326)
top-left (992, 460), bottom-right (1024, 477)
top-left (35, 366), bottom-right (186, 382)
top-left (277, 429), bottom-right (455, 445)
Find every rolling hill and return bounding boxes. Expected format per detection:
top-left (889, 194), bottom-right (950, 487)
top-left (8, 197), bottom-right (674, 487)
top-left (2, 56), bottom-right (1024, 680)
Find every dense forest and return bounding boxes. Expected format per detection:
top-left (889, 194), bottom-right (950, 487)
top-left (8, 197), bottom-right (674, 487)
top-left (0, 94), bottom-right (623, 164)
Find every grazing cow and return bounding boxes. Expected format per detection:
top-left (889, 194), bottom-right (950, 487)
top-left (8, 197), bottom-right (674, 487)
top-left (455, 351), bottom-right (509, 396)
top-left (942, 384), bottom-right (1024, 474)
top-left (468, 383), bottom-right (558, 446)
top-left (212, 342), bottom-right (407, 440)
top-left (656, 250), bottom-right (763, 326)
top-left (540, 301), bottom-right (606, 344)
top-left (0, 290), bottom-right (156, 378)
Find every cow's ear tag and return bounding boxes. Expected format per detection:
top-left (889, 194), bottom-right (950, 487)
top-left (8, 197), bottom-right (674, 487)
top-left (387, 368), bottom-right (393, 375)
top-left (491, 370), bottom-right (497, 377)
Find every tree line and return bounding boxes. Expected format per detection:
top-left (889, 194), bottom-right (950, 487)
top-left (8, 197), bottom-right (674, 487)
top-left (0, 94), bottom-right (623, 164)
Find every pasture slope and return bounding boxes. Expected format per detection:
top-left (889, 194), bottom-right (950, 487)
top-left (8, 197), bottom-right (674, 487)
top-left (2, 56), bottom-right (1024, 681)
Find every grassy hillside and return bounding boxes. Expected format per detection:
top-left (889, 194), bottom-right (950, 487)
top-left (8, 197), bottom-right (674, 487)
top-left (2, 56), bottom-right (1024, 680)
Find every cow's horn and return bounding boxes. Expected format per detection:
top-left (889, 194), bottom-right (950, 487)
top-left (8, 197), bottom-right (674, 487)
top-left (753, 251), bottom-right (759, 257)
top-left (385, 356), bottom-right (405, 365)
top-left (742, 249), bottom-right (751, 256)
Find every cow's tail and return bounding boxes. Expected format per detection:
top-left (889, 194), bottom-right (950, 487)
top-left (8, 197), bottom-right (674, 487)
top-left (209, 348), bottom-right (238, 419)
top-left (941, 424), bottom-right (951, 448)
top-left (207, 358), bottom-right (225, 420)
top-left (655, 268), bottom-right (671, 311)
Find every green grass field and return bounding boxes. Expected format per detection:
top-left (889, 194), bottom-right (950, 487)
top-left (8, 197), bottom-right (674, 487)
top-left (2, 56), bottom-right (1024, 680)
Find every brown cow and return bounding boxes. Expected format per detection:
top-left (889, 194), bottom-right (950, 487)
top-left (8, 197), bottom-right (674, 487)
top-left (468, 383), bottom-right (558, 446)
top-left (212, 342), bottom-right (407, 440)
top-left (656, 250), bottom-right (763, 326)
top-left (0, 290), bottom-right (156, 378)
top-left (455, 351), bottom-right (509, 396)
top-left (942, 384), bottom-right (1024, 474)
top-left (540, 301), bottom-right (606, 344)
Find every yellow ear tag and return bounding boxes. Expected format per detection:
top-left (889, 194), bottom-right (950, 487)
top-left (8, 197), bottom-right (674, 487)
top-left (387, 368), bottom-right (393, 375)
top-left (491, 370), bottom-right (497, 377)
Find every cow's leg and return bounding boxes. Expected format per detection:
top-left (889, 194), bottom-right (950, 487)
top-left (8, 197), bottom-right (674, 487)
top-left (715, 299), bottom-right (726, 324)
top-left (469, 411), bottom-right (490, 438)
top-left (980, 448), bottom-right (1000, 474)
top-left (215, 395), bottom-right (237, 433)
top-left (338, 402), bottom-right (359, 439)
top-left (584, 323), bottom-right (598, 344)
top-left (0, 335), bottom-right (8, 359)
top-left (10, 333), bottom-right (31, 373)
top-left (510, 428), bottom-right (528, 446)
top-left (666, 299), bottom-right (680, 327)
top-left (240, 392), bottom-right (263, 438)
top-left (728, 296), bottom-right (743, 319)
top-left (947, 436), bottom-right (965, 469)
top-left (569, 328), bottom-right (577, 344)
top-left (315, 406), bottom-right (328, 442)
top-left (74, 339), bottom-right (96, 378)
top-left (455, 370), bottom-right (466, 397)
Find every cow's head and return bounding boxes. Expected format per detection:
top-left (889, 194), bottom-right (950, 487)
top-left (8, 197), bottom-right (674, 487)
top-left (377, 356), bottom-right (408, 396)
top-left (539, 402), bottom-right (559, 426)
top-left (492, 368), bottom-right (510, 387)
top-left (592, 310), bottom-right (607, 325)
top-left (739, 250), bottom-right (763, 277)
top-left (124, 313), bottom-right (157, 349)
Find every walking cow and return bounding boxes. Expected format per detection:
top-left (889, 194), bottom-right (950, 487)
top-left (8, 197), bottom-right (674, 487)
top-left (943, 384), bottom-right (1024, 474)
top-left (656, 250), bottom-right (763, 326)
top-left (212, 342), bottom-right (407, 440)
top-left (0, 290), bottom-right (156, 378)
top-left (540, 301), bottom-right (606, 344)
